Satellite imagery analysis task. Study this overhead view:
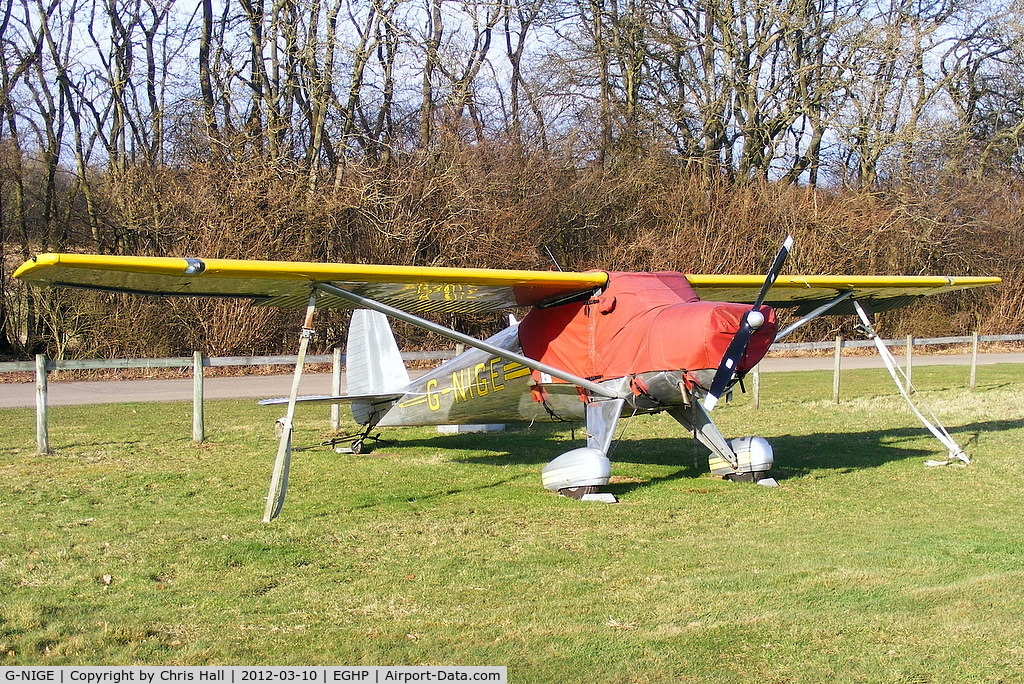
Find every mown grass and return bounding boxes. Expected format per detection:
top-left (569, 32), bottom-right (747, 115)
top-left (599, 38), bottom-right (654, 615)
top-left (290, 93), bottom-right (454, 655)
top-left (2, 364), bottom-right (1024, 681)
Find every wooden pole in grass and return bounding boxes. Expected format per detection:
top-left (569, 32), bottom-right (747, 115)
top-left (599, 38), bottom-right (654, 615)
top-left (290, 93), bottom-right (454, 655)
top-left (193, 351), bottom-right (205, 443)
top-left (35, 354), bottom-right (49, 454)
top-left (752, 364), bottom-right (760, 409)
top-left (833, 336), bottom-right (842, 404)
top-left (905, 334), bottom-right (913, 394)
top-left (970, 331), bottom-right (979, 391)
top-left (331, 348), bottom-right (342, 432)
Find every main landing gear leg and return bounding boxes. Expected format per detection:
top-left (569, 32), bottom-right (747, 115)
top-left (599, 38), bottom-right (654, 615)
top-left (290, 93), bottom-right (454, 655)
top-left (667, 402), bottom-right (740, 477)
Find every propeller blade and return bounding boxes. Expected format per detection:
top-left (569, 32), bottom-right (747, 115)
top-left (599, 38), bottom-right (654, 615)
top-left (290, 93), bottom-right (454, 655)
top-left (702, 235), bottom-right (793, 411)
top-left (703, 323), bottom-right (754, 411)
top-left (752, 235), bottom-right (794, 311)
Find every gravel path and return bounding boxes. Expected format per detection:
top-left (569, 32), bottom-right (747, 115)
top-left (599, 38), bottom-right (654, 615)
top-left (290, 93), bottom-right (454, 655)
top-left (2, 352), bottom-right (1021, 408)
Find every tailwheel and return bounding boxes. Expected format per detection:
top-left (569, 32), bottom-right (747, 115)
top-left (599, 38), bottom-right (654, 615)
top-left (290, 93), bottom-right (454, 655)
top-left (319, 428), bottom-right (383, 454)
top-left (558, 486), bottom-right (598, 499)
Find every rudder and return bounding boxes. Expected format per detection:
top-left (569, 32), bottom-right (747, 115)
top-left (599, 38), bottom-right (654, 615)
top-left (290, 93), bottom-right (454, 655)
top-left (347, 309), bottom-right (410, 424)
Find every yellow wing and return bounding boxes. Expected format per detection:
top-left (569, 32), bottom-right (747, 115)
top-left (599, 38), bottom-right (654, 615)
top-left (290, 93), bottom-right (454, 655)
top-left (13, 253), bottom-right (609, 313)
top-left (14, 253), bottom-right (999, 315)
top-left (687, 274), bottom-right (1001, 314)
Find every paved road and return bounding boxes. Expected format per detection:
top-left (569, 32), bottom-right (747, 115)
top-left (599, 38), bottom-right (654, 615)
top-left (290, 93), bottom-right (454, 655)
top-left (2, 352), bottom-right (1022, 409)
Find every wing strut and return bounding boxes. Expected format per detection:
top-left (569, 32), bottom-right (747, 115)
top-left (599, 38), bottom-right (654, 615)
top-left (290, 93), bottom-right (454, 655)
top-left (773, 291), bottom-right (854, 342)
top-left (311, 282), bottom-right (624, 400)
top-left (262, 292), bottom-right (319, 522)
top-left (852, 300), bottom-right (969, 465)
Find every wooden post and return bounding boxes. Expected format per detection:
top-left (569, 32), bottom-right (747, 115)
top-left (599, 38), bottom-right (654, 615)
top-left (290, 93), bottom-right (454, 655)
top-left (970, 331), bottom-right (979, 391)
top-left (35, 354), bottom-right (49, 454)
top-left (331, 347), bottom-right (342, 432)
top-left (751, 364), bottom-right (760, 410)
top-left (905, 334), bottom-right (913, 394)
top-left (832, 336), bottom-right (842, 404)
top-left (192, 351), bottom-right (205, 443)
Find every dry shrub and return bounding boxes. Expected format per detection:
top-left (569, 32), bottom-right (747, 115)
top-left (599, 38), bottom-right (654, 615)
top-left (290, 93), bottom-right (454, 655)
top-left (21, 147), bottom-right (1024, 358)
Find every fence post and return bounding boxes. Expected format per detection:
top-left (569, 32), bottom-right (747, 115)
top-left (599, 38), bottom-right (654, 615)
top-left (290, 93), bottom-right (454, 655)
top-left (970, 331), bottom-right (979, 391)
top-left (751, 364), bottom-right (760, 410)
top-left (331, 347), bottom-right (342, 431)
top-left (192, 351), bottom-right (205, 443)
top-left (833, 336), bottom-right (842, 404)
top-left (905, 334), bottom-right (914, 393)
top-left (35, 354), bottom-right (49, 454)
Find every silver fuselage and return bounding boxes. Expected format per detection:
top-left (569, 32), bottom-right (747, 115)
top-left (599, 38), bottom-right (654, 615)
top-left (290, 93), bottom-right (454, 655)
top-left (377, 325), bottom-right (707, 427)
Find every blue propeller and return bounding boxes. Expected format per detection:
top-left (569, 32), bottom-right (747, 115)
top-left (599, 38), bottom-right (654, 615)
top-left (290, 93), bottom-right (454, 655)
top-left (702, 235), bottom-right (793, 411)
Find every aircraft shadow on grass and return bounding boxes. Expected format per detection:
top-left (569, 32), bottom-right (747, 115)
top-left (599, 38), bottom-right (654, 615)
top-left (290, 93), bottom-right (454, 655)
top-left (380, 416), bottom-right (1024, 497)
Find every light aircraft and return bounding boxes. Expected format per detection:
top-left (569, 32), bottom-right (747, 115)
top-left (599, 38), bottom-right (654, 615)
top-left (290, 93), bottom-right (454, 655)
top-left (13, 239), bottom-right (1000, 520)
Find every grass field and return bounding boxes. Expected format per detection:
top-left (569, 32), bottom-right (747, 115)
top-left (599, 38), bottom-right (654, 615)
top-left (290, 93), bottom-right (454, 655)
top-left (3, 364), bottom-right (1024, 681)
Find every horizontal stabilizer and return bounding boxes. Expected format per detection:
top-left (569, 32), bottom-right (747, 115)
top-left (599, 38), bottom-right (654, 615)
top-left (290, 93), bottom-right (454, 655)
top-left (259, 393), bottom-right (404, 406)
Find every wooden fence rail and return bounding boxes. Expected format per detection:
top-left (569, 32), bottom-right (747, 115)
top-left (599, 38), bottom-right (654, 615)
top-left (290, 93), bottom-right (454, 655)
top-left (2, 349), bottom-right (455, 454)
top-left (2, 334), bottom-right (1021, 455)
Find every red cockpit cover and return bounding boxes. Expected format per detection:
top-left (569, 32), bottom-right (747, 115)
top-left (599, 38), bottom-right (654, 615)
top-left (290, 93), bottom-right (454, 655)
top-left (518, 271), bottom-right (776, 385)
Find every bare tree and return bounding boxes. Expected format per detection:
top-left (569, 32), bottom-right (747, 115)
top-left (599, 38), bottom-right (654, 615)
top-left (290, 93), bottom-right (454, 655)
top-left (938, 4), bottom-right (1024, 173)
top-left (0, 0), bottom-right (43, 259)
top-left (503, 0), bottom-right (549, 149)
top-left (336, 0), bottom-right (388, 160)
top-left (419, 0), bottom-right (443, 148)
top-left (835, 0), bottom-right (983, 187)
top-left (779, 0), bottom-right (853, 185)
top-left (440, 0), bottom-right (503, 142)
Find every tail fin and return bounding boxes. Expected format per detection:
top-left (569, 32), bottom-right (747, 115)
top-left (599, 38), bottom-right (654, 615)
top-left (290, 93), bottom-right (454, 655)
top-left (347, 309), bottom-right (410, 424)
